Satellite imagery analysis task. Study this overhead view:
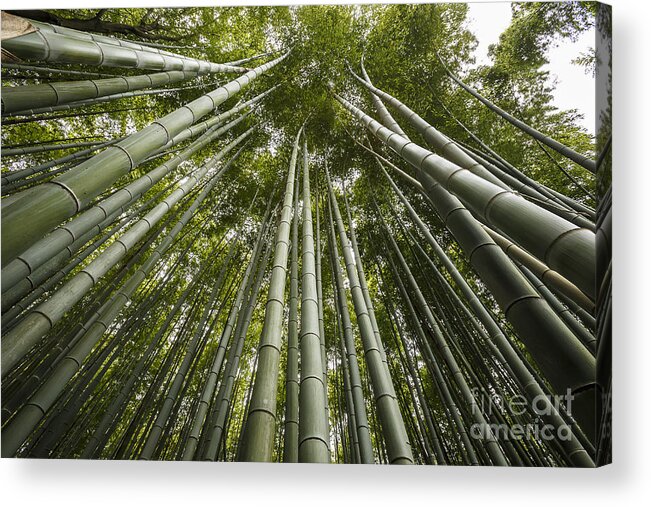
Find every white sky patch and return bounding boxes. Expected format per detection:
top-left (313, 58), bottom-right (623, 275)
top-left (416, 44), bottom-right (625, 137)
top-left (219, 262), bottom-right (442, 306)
top-left (466, 1), bottom-right (595, 136)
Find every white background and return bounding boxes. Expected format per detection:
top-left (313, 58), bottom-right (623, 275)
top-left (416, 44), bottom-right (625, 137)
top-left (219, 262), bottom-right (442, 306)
top-left (1, 0), bottom-right (649, 505)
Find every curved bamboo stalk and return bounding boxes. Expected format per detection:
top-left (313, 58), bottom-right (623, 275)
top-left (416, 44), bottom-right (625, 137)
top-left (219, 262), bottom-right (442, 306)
top-left (432, 93), bottom-right (596, 206)
top-left (434, 53), bottom-right (596, 174)
top-left (358, 55), bottom-right (409, 140)
top-left (350, 69), bottom-right (594, 231)
top-left (1, 52), bottom-right (286, 266)
top-left (333, 92), bottom-right (596, 301)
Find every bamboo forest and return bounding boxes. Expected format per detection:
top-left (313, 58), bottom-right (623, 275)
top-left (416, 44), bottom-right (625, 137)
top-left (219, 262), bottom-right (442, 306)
top-left (0, 3), bottom-right (612, 466)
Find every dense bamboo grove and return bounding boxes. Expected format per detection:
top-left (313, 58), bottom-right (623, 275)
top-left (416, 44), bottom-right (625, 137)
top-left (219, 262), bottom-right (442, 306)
top-left (1, 4), bottom-right (611, 466)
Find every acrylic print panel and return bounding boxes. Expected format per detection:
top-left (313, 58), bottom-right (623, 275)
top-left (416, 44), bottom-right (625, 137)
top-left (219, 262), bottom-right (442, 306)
top-left (0, 2), bottom-right (611, 467)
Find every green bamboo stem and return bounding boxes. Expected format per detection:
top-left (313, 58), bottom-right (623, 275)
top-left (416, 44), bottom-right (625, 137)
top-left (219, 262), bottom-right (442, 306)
top-left (519, 265), bottom-right (596, 354)
top-left (358, 55), bottom-right (409, 140)
top-left (484, 225), bottom-right (595, 313)
top-left (1, 13), bottom-right (248, 74)
top-left (1, 144), bottom-right (242, 457)
top-left (1, 137), bottom-right (247, 378)
top-left (2, 106), bottom-right (148, 126)
top-left (2, 69), bottom-right (210, 115)
top-left (453, 140), bottom-right (595, 223)
top-left (2, 160), bottom-right (88, 197)
top-left (184, 197), bottom-right (271, 461)
top-left (0, 62), bottom-right (115, 78)
top-left (432, 94), bottom-right (596, 209)
top-left (314, 177), bottom-right (330, 442)
top-left (2, 137), bottom-right (125, 186)
top-left (2, 135), bottom-right (103, 150)
top-left (350, 69), bottom-right (594, 231)
top-left (282, 153), bottom-right (301, 463)
top-left (335, 310), bottom-right (361, 463)
top-left (341, 184), bottom-right (396, 400)
top-left (327, 197), bottom-right (374, 464)
top-left (1, 118), bottom-right (254, 292)
top-left (2, 206), bottom-right (125, 318)
top-left (239, 125), bottom-right (303, 462)
top-left (224, 51), bottom-right (274, 67)
top-left (298, 137), bottom-right (330, 463)
top-left (334, 92), bottom-right (596, 300)
top-left (1, 52), bottom-right (287, 266)
top-left (435, 54), bottom-right (596, 174)
top-left (327, 169), bottom-right (413, 465)
top-left (452, 139), bottom-right (596, 230)
top-left (206, 238), bottom-right (272, 461)
top-left (82, 231), bottom-right (221, 459)
top-left (138, 241), bottom-right (239, 460)
top-left (372, 154), bottom-right (596, 463)
top-left (2, 139), bottom-right (107, 157)
top-left (378, 209), bottom-right (508, 466)
top-left (201, 218), bottom-right (272, 461)
top-left (2, 173), bottom-right (183, 324)
top-left (6, 80), bottom-right (220, 117)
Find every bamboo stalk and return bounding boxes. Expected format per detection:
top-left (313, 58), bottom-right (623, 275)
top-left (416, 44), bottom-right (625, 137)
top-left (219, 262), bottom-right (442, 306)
top-left (1, 145), bottom-right (244, 457)
top-left (327, 170), bottom-right (414, 464)
top-left (434, 52), bottom-right (596, 174)
top-left (297, 137), bottom-right (330, 463)
top-left (1, 52), bottom-right (287, 266)
top-left (1, 117), bottom-right (253, 292)
top-left (1, 132), bottom-right (250, 378)
top-left (1, 13), bottom-right (248, 74)
top-left (282, 154), bottom-right (301, 463)
top-left (334, 92), bottom-right (596, 300)
top-left (350, 68), bottom-right (594, 231)
top-left (239, 125), bottom-right (303, 462)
